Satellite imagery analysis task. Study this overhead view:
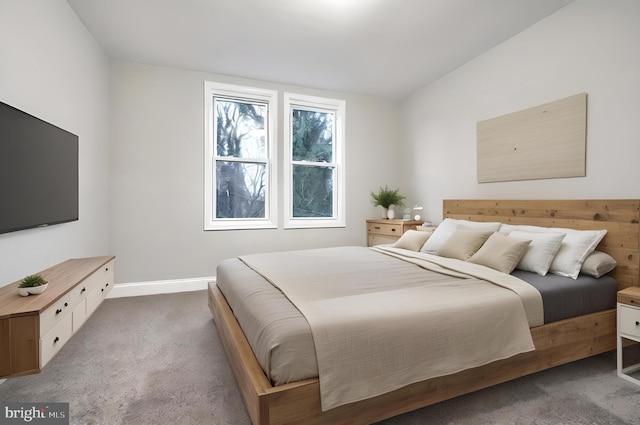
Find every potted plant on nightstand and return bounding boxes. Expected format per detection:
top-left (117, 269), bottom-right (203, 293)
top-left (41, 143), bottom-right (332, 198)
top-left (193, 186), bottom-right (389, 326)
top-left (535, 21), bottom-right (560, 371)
top-left (370, 186), bottom-right (406, 219)
top-left (18, 274), bottom-right (48, 296)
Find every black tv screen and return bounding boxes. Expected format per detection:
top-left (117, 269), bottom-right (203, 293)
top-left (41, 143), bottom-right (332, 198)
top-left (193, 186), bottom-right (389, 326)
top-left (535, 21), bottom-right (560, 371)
top-left (0, 101), bottom-right (79, 235)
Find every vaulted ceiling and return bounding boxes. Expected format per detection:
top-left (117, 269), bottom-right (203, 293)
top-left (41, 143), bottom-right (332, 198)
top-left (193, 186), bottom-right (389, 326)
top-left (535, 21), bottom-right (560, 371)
top-left (67, 0), bottom-right (574, 100)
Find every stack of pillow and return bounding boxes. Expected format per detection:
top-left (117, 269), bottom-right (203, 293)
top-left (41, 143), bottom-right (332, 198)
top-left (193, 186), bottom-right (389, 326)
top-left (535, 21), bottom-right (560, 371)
top-left (393, 218), bottom-right (616, 279)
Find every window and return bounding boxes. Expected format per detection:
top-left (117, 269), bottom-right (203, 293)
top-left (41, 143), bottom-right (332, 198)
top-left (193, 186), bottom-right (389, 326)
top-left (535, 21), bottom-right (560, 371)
top-left (204, 82), bottom-right (277, 230)
top-left (283, 93), bottom-right (345, 228)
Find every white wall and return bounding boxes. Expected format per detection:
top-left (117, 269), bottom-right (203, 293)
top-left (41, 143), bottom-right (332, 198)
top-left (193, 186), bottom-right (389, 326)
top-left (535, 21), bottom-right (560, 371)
top-left (0, 0), bottom-right (110, 286)
top-left (109, 61), bottom-right (405, 283)
top-left (403, 0), bottom-right (640, 224)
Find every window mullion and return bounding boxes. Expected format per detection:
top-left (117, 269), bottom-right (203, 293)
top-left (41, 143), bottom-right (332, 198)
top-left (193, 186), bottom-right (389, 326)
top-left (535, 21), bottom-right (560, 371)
top-left (216, 156), bottom-right (268, 165)
top-left (290, 160), bottom-right (335, 168)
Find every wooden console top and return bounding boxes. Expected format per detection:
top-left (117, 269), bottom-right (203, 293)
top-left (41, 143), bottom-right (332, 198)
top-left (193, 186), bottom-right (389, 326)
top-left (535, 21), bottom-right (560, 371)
top-left (0, 256), bottom-right (114, 319)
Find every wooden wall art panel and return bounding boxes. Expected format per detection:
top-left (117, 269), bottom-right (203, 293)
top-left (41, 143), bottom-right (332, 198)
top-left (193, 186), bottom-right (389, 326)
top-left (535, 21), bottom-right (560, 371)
top-left (477, 93), bottom-right (587, 183)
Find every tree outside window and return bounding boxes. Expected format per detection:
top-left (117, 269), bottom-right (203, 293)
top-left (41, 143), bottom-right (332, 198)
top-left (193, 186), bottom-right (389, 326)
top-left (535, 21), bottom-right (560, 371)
top-left (292, 109), bottom-right (334, 218)
top-left (284, 93), bottom-right (345, 229)
top-left (215, 99), bottom-right (267, 219)
top-left (204, 82), bottom-right (277, 230)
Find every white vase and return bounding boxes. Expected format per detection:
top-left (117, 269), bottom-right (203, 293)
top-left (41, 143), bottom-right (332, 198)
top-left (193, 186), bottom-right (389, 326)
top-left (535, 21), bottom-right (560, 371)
top-left (386, 206), bottom-right (395, 220)
top-left (381, 207), bottom-right (388, 219)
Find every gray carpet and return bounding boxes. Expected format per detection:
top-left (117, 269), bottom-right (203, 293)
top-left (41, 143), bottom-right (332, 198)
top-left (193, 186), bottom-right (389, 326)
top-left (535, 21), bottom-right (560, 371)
top-left (1, 290), bottom-right (639, 425)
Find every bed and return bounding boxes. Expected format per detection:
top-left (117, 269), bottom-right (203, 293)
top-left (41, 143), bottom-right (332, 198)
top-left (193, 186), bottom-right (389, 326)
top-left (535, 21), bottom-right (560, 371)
top-left (208, 199), bottom-right (640, 425)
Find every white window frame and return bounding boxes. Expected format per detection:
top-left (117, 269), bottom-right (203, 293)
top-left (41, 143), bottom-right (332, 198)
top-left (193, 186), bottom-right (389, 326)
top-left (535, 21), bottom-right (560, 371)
top-left (204, 81), bottom-right (278, 230)
top-left (283, 93), bottom-right (346, 229)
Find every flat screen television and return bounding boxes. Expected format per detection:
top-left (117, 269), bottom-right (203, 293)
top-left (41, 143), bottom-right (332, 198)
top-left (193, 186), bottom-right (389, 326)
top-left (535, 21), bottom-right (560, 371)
top-left (0, 101), bottom-right (79, 235)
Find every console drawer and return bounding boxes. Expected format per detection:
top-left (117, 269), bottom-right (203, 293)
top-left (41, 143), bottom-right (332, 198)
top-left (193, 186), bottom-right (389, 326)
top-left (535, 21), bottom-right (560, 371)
top-left (72, 300), bottom-right (88, 332)
top-left (40, 313), bottom-right (73, 368)
top-left (40, 290), bottom-right (79, 337)
top-left (87, 280), bottom-right (111, 316)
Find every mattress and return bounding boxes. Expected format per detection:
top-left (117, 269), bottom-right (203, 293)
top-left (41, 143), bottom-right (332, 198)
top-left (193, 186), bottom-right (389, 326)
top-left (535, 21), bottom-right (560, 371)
top-left (512, 269), bottom-right (617, 323)
top-left (216, 248), bottom-right (618, 386)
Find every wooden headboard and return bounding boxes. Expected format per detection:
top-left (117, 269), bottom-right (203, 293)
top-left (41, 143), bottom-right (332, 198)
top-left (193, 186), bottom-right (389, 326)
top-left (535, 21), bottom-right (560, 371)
top-left (443, 199), bottom-right (640, 289)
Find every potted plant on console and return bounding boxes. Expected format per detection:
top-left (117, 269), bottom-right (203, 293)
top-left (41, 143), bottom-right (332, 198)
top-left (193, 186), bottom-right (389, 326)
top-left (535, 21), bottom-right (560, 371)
top-left (370, 186), bottom-right (406, 219)
top-left (18, 274), bottom-right (48, 297)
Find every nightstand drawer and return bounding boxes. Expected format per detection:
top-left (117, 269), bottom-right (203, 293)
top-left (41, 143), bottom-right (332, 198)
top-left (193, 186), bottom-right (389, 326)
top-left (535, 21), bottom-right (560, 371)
top-left (620, 305), bottom-right (640, 339)
top-left (368, 234), bottom-right (399, 246)
top-left (367, 222), bottom-right (402, 236)
top-left (416, 226), bottom-right (436, 233)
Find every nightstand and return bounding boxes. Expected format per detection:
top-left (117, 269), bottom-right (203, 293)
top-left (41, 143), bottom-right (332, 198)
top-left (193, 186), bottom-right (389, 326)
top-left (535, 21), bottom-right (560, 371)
top-left (366, 219), bottom-right (423, 246)
top-left (617, 287), bottom-right (640, 386)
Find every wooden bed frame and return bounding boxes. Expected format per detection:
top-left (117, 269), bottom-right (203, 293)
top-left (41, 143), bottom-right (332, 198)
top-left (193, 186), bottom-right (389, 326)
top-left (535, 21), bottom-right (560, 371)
top-left (208, 199), bottom-right (640, 425)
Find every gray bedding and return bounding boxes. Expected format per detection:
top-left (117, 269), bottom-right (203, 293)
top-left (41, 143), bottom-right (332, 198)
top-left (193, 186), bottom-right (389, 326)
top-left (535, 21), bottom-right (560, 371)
top-left (216, 249), bottom-right (617, 386)
top-left (512, 269), bottom-right (617, 323)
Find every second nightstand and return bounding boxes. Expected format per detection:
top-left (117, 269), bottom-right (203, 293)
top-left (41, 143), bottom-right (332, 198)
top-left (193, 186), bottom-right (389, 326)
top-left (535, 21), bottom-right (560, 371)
top-left (617, 286), bottom-right (640, 386)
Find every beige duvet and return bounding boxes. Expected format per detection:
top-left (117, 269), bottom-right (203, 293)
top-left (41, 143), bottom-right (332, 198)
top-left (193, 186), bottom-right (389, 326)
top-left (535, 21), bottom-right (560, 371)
top-left (240, 246), bottom-right (543, 411)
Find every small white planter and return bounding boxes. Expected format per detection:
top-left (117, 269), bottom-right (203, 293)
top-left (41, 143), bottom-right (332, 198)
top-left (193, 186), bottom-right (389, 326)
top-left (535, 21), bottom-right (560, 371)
top-left (18, 283), bottom-right (48, 296)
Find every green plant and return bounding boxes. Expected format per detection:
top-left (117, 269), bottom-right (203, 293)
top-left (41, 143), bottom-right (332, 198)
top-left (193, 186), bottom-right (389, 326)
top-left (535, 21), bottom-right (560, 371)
top-left (370, 186), bottom-right (406, 209)
top-left (19, 274), bottom-right (48, 288)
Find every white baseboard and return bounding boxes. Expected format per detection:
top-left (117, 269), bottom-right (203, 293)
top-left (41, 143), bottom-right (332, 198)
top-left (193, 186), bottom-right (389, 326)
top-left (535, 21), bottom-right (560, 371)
top-left (106, 276), bottom-right (215, 298)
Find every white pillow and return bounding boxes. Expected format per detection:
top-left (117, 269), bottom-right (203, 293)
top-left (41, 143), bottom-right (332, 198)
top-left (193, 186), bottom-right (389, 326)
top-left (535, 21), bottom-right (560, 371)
top-left (498, 223), bottom-right (518, 235)
top-left (502, 224), bottom-right (554, 234)
top-left (420, 218), bottom-right (502, 253)
top-left (548, 228), bottom-right (607, 279)
top-left (508, 230), bottom-right (566, 276)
